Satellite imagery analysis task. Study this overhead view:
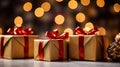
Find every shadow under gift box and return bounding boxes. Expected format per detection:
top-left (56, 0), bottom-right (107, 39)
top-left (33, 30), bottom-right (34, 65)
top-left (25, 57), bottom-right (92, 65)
top-left (34, 39), bottom-right (67, 61)
top-left (0, 35), bottom-right (39, 59)
top-left (69, 35), bottom-right (108, 61)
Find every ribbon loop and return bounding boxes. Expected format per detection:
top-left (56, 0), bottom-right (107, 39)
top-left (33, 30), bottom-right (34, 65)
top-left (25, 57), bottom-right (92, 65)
top-left (7, 27), bottom-right (34, 35)
top-left (75, 26), bottom-right (98, 35)
top-left (45, 29), bottom-right (69, 39)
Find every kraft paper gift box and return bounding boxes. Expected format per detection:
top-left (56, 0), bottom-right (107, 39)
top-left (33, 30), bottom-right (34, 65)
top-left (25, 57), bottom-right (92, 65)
top-left (0, 35), bottom-right (39, 59)
top-left (34, 39), bottom-right (67, 61)
top-left (69, 35), bottom-right (107, 61)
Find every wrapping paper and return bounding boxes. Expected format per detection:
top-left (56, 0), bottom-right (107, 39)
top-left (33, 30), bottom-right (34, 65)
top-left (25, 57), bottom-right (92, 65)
top-left (69, 35), bottom-right (107, 61)
top-left (34, 39), bottom-right (67, 61)
top-left (0, 35), bottom-right (38, 59)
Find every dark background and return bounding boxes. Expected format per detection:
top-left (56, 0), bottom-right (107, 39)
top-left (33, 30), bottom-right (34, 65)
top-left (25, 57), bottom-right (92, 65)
top-left (0, 0), bottom-right (120, 43)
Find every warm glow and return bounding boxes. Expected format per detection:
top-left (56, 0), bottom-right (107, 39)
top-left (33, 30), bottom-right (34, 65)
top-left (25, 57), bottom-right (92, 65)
top-left (0, 28), bottom-right (2, 34)
top-left (76, 12), bottom-right (85, 23)
top-left (68, 0), bottom-right (78, 9)
top-left (87, 7), bottom-right (97, 17)
top-left (56, 0), bottom-right (63, 2)
top-left (14, 16), bottom-right (23, 27)
top-left (55, 15), bottom-right (65, 25)
top-left (41, 2), bottom-right (51, 12)
top-left (96, 0), bottom-right (105, 8)
top-left (113, 3), bottom-right (120, 13)
top-left (85, 22), bottom-right (94, 30)
top-left (98, 27), bottom-right (106, 35)
top-left (34, 7), bottom-right (44, 17)
top-left (81, 0), bottom-right (90, 6)
top-left (23, 2), bottom-right (32, 12)
top-left (83, 27), bottom-right (91, 32)
top-left (64, 28), bottom-right (73, 35)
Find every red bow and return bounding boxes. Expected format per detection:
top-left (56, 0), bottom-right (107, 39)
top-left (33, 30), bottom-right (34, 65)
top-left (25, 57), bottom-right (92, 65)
top-left (75, 26), bottom-right (98, 35)
top-left (45, 29), bottom-right (69, 39)
top-left (7, 27), bottom-right (34, 35)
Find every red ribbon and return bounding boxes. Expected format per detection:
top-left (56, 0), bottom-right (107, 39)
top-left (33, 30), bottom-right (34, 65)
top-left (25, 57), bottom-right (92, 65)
top-left (38, 41), bottom-right (44, 60)
top-left (7, 27), bottom-right (34, 35)
top-left (45, 29), bottom-right (68, 60)
top-left (75, 26), bottom-right (98, 35)
top-left (58, 40), bottom-right (64, 60)
top-left (45, 29), bottom-right (69, 39)
top-left (79, 36), bottom-right (84, 60)
top-left (0, 36), bottom-right (4, 58)
top-left (7, 26), bottom-right (33, 58)
top-left (100, 36), bottom-right (105, 59)
top-left (24, 36), bottom-right (29, 58)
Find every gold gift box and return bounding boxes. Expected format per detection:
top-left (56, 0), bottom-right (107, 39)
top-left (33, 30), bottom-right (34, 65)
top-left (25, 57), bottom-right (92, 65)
top-left (34, 39), bottom-right (67, 61)
top-left (69, 35), bottom-right (107, 61)
top-left (0, 35), bottom-right (39, 59)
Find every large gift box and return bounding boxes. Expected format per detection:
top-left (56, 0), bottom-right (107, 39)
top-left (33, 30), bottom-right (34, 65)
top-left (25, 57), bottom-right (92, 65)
top-left (0, 35), bottom-right (39, 59)
top-left (34, 39), bottom-right (67, 61)
top-left (69, 35), bottom-right (107, 61)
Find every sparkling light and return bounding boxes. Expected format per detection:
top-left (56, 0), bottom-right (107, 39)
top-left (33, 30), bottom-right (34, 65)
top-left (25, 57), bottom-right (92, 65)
top-left (68, 0), bottom-right (78, 9)
top-left (56, 0), bottom-right (63, 2)
top-left (64, 28), bottom-right (73, 35)
top-left (76, 12), bottom-right (85, 23)
top-left (23, 2), bottom-right (32, 12)
top-left (96, 0), bottom-right (105, 8)
top-left (85, 22), bottom-right (94, 30)
top-left (0, 28), bottom-right (2, 34)
top-left (83, 27), bottom-right (91, 32)
top-left (81, 0), bottom-right (90, 6)
top-left (113, 3), bottom-right (120, 13)
top-left (98, 27), bottom-right (106, 35)
top-left (41, 2), bottom-right (51, 12)
top-left (55, 15), bottom-right (65, 25)
top-left (34, 7), bottom-right (44, 18)
top-left (14, 16), bottom-right (23, 27)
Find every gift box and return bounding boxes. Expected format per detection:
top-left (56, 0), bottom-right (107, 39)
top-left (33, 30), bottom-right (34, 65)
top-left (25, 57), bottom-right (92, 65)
top-left (34, 39), bottom-right (67, 61)
top-left (0, 35), bottom-right (39, 59)
top-left (69, 35), bottom-right (107, 61)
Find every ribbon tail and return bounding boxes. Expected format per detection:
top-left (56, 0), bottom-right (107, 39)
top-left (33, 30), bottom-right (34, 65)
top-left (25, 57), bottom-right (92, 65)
top-left (101, 36), bottom-right (105, 59)
top-left (58, 40), bottom-right (64, 60)
top-left (79, 36), bottom-right (84, 60)
top-left (0, 36), bottom-right (4, 58)
top-left (38, 42), bottom-right (44, 60)
top-left (24, 36), bottom-right (29, 58)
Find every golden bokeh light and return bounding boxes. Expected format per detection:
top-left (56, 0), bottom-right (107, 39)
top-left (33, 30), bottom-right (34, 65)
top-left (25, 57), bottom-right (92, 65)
top-left (14, 16), bottom-right (23, 27)
top-left (76, 12), bottom-right (86, 23)
top-left (81, 0), bottom-right (90, 6)
top-left (41, 2), bottom-right (51, 12)
top-left (23, 2), bottom-right (32, 12)
top-left (64, 28), bottom-right (73, 35)
top-left (55, 15), bottom-right (65, 25)
top-left (83, 27), bottom-right (91, 32)
top-left (85, 22), bottom-right (94, 30)
top-left (96, 0), bottom-right (105, 8)
top-left (0, 28), bottom-right (2, 34)
top-left (68, 0), bottom-right (78, 9)
top-left (98, 27), bottom-right (106, 35)
top-left (56, 0), bottom-right (63, 2)
top-left (113, 3), bottom-right (120, 13)
top-left (34, 7), bottom-right (44, 17)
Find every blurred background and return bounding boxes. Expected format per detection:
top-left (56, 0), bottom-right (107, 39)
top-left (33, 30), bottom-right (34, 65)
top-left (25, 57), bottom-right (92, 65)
top-left (0, 0), bottom-right (120, 43)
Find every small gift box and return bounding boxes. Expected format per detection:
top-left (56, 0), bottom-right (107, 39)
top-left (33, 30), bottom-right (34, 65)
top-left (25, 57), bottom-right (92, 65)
top-left (34, 29), bottom-right (68, 61)
top-left (69, 27), bottom-right (107, 61)
top-left (0, 27), bottom-right (39, 59)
